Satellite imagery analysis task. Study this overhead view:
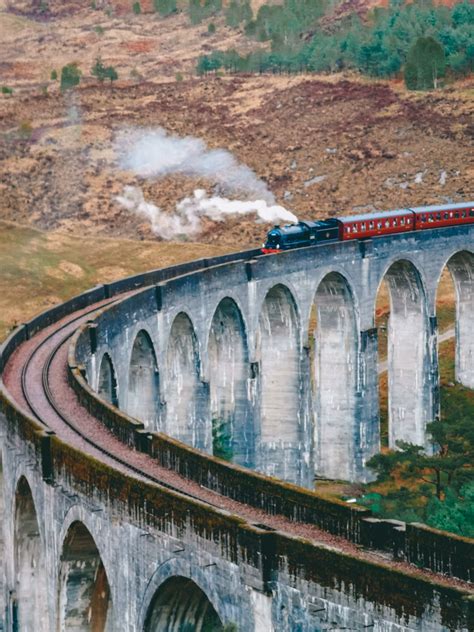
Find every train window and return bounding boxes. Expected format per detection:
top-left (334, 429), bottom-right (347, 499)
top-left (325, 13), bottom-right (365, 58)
top-left (449, 212), bottom-right (453, 217)
top-left (400, 218), bottom-right (405, 225)
top-left (361, 223), bottom-right (366, 231)
top-left (421, 215), bottom-right (427, 222)
top-left (455, 212), bottom-right (460, 218)
top-left (346, 227), bottom-right (350, 233)
top-left (407, 218), bottom-right (411, 224)
top-left (470, 210), bottom-right (474, 217)
top-left (385, 220), bottom-right (390, 228)
top-left (462, 211), bottom-right (466, 218)
top-left (428, 216), bottom-right (434, 222)
top-left (352, 225), bottom-right (358, 233)
top-left (393, 219), bottom-right (398, 226)
top-left (436, 213), bottom-right (441, 220)
top-left (369, 221), bottom-right (374, 229)
top-left (377, 221), bottom-right (382, 229)
top-left (444, 212), bottom-right (449, 219)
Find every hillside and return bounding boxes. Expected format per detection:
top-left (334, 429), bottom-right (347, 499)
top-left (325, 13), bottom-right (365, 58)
top-left (0, 0), bottom-right (473, 248)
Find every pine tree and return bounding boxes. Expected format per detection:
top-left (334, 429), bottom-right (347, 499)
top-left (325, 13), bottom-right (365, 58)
top-left (405, 36), bottom-right (446, 90)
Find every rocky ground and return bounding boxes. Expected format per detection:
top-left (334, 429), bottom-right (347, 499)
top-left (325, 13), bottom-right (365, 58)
top-left (0, 1), bottom-right (473, 248)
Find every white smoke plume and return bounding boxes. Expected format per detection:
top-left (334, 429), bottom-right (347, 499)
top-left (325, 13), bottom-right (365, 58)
top-left (116, 127), bottom-right (276, 202)
top-left (115, 186), bottom-right (298, 241)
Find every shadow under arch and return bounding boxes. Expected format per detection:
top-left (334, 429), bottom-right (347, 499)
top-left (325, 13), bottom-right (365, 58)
top-left (127, 330), bottom-right (160, 431)
top-left (257, 283), bottom-right (302, 483)
top-left (143, 576), bottom-right (224, 632)
top-left (376, 258), bottom-right (432, 449)
top-left (439, 250), bottom-right (474, 388)
top-left (57, 520), bottom-right (112, 632)
top-left (14, 476), bottom-right (47, 632)
top-left (311, 271), bottom-right (358, 481)
top-left (97, 352), bottom-right (119, 408)
top-left (166, 312), bottom-right (210, 452)
top-left (208, 297), bottom-right (251, 467)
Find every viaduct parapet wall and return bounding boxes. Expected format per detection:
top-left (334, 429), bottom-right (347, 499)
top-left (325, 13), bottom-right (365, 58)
top-left (78, 226), bottom-right (474, 486)
top-left (0, 229), bottom-right (473, 631)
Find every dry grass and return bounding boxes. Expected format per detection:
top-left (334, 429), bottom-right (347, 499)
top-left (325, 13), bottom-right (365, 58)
top-left (0, 221), bottom-right (230, 341)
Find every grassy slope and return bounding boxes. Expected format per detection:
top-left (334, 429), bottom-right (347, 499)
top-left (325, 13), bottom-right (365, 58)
top-left (0, 221), bottom-right (231, 341)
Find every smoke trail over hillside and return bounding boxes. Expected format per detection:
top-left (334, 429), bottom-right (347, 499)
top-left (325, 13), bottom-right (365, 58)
top-left (114, 127), bottom-right (297, 239)
top-left (115, 187), bottom-right (298, 241)
top-left (116, 127), bottom-right (275, 202)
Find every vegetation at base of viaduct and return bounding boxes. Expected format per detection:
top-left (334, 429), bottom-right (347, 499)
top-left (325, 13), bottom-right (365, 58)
top-left (361, 341), bottom-right (474, 538)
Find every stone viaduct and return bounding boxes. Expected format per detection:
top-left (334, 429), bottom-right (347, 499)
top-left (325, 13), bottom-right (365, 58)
top-left (82, 224), bottom-right (473, 486)
top-left (0, 224), bottom-right (473, 631)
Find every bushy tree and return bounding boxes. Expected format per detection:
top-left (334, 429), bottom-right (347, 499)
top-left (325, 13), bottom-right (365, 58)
top-left (60, 63), bottom-right (81, 92)
top-left (405, 36), bottom-right (446, 89)
top-left (189, 0), bottom-right (221, 24)
top-left (92, 57), bottom-right (118, 83)
top-left (154, 0), bottom-right (176, 17)
top-left (365, 396), bottom-right (474, 531)
top-left (427, 482), bottom-right (474, 537)
top-left (198, 0), bottom-right (474, 82)
top-left (225, 0), bottom-right (252, 28)
top-left (196, 54), bottom-right (222, 75)
top-left (105, 66), bottom-right (118, 82)
top-left (452, 0), bottom-right (474, 27)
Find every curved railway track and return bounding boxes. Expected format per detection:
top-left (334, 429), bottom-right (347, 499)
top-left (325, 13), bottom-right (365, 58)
top-left (2, 268), bottom-right (472, 595)
top-left (19, 300), bottom-right (228, 511)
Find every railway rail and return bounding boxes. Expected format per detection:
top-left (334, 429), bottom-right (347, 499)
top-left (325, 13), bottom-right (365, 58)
top-left (1, 251), bottom-right (473, 597)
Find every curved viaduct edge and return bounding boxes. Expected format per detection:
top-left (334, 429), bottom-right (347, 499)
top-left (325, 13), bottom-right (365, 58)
top-left (0, 386), bottom-right (473, 630)
top-left (0, 245), bottom-right (473, 630)
top-left (66, 246), bottom-right (473, 584)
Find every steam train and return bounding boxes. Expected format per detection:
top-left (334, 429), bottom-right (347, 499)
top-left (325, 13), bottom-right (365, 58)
top-left (262, 202), bottom-right (474, 254)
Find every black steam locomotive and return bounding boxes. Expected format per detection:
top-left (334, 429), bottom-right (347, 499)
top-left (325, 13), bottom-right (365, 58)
top-left (262, 202), bottom-right (474, 254)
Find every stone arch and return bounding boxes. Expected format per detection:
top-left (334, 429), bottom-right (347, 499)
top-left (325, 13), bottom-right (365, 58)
top-left (13, 476), bottom-right (47, 631)
top-left (208, 297), bottom-right (251, 466)
top-left (127, 330), bottom-right (160, 431)
top-left (97, 353), bottom-right (118, 408)
top-left (257, 284), bottom-right (301, 483)
top-left (166, 313), bottom-right (210, 451)
top-left (143, 576), bottom-right (223, 632)
top-left (57, 520), bottom-right (112, 632)
top-left (376, 259), bottom-right (431, 448)
top-left (440, 251), bottom-right (474, 388)
top-left (312, 272), bottom-right (358, 481)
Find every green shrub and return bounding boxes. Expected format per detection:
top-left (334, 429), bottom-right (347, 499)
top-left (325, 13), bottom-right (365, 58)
top-left (60, 63), bottom-right (81, 92)
top-left (154, 0), bottom-right (177, 16)
top-left (133, 1), bottom-right (141, 14)
top-left (92, 57), bottom-right (119, 82)
top-left (212, 418), bottom-right (233, 461)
